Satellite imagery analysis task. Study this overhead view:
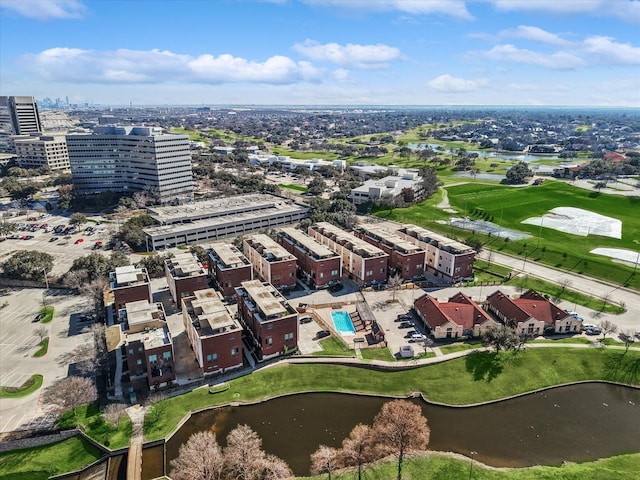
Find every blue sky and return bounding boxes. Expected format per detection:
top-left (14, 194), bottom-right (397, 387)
top-left (1, 0), bottom-right (639, 106)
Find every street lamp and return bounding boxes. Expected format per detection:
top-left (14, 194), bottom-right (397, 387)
top-left (43, 268), bottom-right (49, 290)
top-left (469, 451), bottom-right (478, 479)
top-left (522, 250), bottom-right (528, 272)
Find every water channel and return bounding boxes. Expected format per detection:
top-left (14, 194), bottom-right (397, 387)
top-left (143, 383), bottom-right (640, 478)
top-left (409, 143), bottom-right (562, 163)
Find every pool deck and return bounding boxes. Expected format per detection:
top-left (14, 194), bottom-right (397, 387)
top-left (315, 306), bottom-right (372, 344)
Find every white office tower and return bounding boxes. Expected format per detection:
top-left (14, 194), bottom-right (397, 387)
top-left (0, 96), bottom-right (42, 135)
top-left (0, 96), bottom-right (43, 152)
top-left (67, 126), bottom-right (194, 203)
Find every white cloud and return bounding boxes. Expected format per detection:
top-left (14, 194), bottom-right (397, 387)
top-left (483, 44), bottom-right (585, 69)
top-left (582, 36), bottom-right (640, 64)
top-left (489, 0), bottom-right (640, 24)
top-left (293, 40), bottom-right (401, 68)
top-left (302, 0), bottom-right (473, 20)
top-left (500, 26), bottom-right (573, 47)
top-left (332, 68), bottom-right (351, 82)
top-left (20, 48), bottom-right (323, 85)
top-left (0, 0), bottom-right (86, 20)
top-left (426, 74), bottom-right (482, 92)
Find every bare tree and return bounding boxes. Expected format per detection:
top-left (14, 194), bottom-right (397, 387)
top-left (372, 400), bottom-right (430, 480)
top-left (340, 423), bottom-right (376, 480)
top-left (63, 269), bottom-right (89, 291)
top-left (225, 424), bottom-right (265, 480)
top-left (42, 376), bottom-right (97, 421)
top-left (33, 325), bottom-right (48, 343)
top-left (388, 273), bottom-right (403, 303)
top-left (310, 445), bottom-right (340, 480)
top-left (599, 319), bottom-right (618, 340)
top-left (257, 454), bottom-right (293, 480)
top-left (80, 277), bottom-right (108, 320)
top-left (102, 403), bottom-right (128, 426)
top-left (170, 431), bottom-right (225, 480)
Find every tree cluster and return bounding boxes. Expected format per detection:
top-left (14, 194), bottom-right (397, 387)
top-left (505, 161), bottom-right (533, 185)
top-left (311, 399), bottom-right (430, 480)
top-left (170, 424), bottom-right (292, 480)
top-left (42, 376), bottom-right (97, 421)
top-left (118, 214), bottom-right (156, 251)
top-left (1, 250), bottom-right (54, 281)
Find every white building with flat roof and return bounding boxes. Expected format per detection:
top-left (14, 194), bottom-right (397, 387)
top-left (351, 172), bottom-right (422, 205)
top-left (13, 134), bottom-right (70, 170)
top-left (143, 193), bottom-right (311, 251)
top-left (67, 125), bottom-right (193, 202)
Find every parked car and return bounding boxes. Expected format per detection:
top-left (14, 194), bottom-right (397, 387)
top-left (299, 316), bottom-right (313, 324)
top-left (399, 321), bottom-right (413, 329)
top-left (49, 236), bottom-right (59, 242)
top-left (75, 238), bottom-right (84, 244)
top-left (405, 330), bottom-right (419, 338)
top-left (635, 331), bottom-right (640, 340)
top-left (397, 313), bottom-right (412, 320)
top-left (584, 327), bottom-right (601, 335)
top-left (32, 313), bottom-right (44, 323)
top-left (619, 332), bottom-right (634, 343)
top-left (316, 330), bottom-right (331, 339)
top-left (408, 333), bottom-right (427, 343)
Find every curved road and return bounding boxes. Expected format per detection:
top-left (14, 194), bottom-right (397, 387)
top-left (478, 249), bottom-right (640, 332)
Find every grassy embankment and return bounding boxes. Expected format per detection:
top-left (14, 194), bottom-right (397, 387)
top-left (139, 347), bottom-right (640, 442)
top-left (56, 405), bottom-right (133, 449)
top-left (375, 181), bottom-right (640, 292)
top-left (33, 338), bottom-right (49, 357)
top-left (0, 374), bottom-right (43, 398)
top-left (301, 451), bottom-right (640, 480)
top-left (40, 306), bottom-right (54, 323)
top-left (0, 436), bottom-right (103, 480)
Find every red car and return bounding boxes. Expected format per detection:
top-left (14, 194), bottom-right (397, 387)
top-left (75, 238), bottom-right (84, 244)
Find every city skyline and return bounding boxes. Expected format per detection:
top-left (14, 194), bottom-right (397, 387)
top-left (0, 0), bottom-right (639, 107)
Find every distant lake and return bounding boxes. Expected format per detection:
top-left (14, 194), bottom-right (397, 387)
top-left (452, 172), bottom-right (505, 181)
top-left (409, 143), bottom-right (561, 163)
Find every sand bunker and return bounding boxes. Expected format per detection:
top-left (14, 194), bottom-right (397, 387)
top-left (591, 248), bottom-right (640, 266)
top-left (522, 207), bottom-right (622, 239)
top-left (448, 217), bottom-right (532, 240)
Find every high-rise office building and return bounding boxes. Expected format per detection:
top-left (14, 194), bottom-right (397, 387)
top-left (0, 96), bottom-right (42, 135)
top-left (67, 125), bottom-right (194, 203)
top-left (13, 134), bottom-right (70, 170)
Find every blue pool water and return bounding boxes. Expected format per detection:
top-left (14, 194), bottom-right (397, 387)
top-left (331, 311), bottom-right (356, 335)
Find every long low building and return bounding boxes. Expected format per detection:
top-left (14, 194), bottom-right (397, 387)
top-left (143, 194), bottom-right (311, 251)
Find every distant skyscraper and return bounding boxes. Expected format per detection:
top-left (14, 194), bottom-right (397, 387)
top-left (0, 96), bottom-right (42, 135)
top-left (67, 125), bottom-right (194, 203)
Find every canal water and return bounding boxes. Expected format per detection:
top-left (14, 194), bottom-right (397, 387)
top-left (148, 383), bottom-right (639, 478)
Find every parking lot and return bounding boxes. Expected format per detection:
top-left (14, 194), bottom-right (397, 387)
top-left (0, 211), bottom-right (117, 277)
top-left (0, 287), bottom-right (94, 433)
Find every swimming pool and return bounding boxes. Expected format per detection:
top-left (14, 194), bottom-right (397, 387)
top-left (331, 311), bottom-right (356, 335)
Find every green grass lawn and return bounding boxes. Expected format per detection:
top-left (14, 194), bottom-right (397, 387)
top-left (360, 347), bottom-right (395, 361)
top-left (439, 342), bottom-right (483, 354)
top-left (377, 181), bottom-right (640, 291)
top-left (312, 336), bottom-right (354, 356)
top-left (170, 127), bottom-right (207, 142)
top-left (57, 405), bottom-right (133, 449)
top-left (0, 436), bottom-right (103, 480)
top-left (0, 374), bottom-right (43, 398)
top-left (141, 347), bottom-right (640, 441)
top-left (40, 306), bottom-right (54, 323)
top-left (33, 337), bottom-right (49, 357)
top-left (529, 337), bottom-right (592, 344)
top-left (278, 183), bottom-right (307, 192)
top-left (299, 451), bottom-right (640, 480)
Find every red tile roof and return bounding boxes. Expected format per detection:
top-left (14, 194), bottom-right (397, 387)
top-left (415, 292), bottom-right (495, 330)
top-left (486, 290), bottom-right (570, 325)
